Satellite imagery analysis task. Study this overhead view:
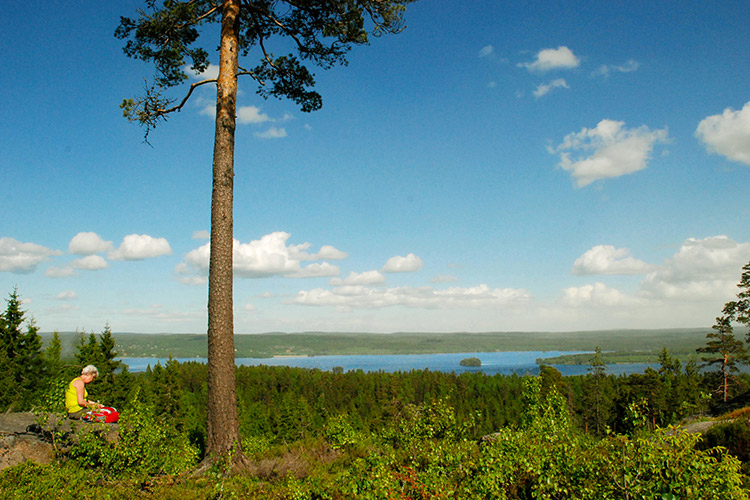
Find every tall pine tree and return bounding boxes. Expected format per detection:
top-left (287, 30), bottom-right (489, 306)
top-left (722, 259), bottom-right (750, 343)
top-left (116, 0), bottom-right (416, 468)
top-left (697, 315), bottom-right (748, 402)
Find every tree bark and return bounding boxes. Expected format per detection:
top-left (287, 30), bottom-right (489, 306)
top-left (204, 0), bottom-right (245, 468)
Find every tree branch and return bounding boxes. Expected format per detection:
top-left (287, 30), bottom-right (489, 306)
top-left (237, 69), bottom-right (264, 85)
top-left (257, 34), bottom-right (277, 69)
top-left (155, 77), bottom-right (217, 116)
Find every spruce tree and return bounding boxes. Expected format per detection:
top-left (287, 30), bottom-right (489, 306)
top-left (43, 330), bottom-right (65, 385)
top-left (583, 347), bottom-right (611, 435)
top-left (0, 289), bottom-right (45, 410)
top-left (73, 325), bottom-right (126, 407)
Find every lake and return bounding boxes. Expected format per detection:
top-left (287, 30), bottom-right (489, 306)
top-left (120, 351), bottom-right (658, 377)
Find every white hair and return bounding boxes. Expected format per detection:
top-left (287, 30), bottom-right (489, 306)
top-left (81, 364), bottom-right (99, 377)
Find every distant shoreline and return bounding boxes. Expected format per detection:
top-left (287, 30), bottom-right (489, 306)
top-left (41, 328), bottom-right (716, 361)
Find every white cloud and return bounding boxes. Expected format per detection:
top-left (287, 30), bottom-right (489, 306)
top-left (293, 283), bottom-right (531, 310)
top-left (519, 46), bottom-right (580, 72)
top-left (108, 234), bottom-right (172, 261)
top-left (185, 63), bottom-right (220, 80)
top-left (431, 274), bottom-right (459, 284)
top-left (175, 261), bottom-right (207, 285)
top-left (558, 282), bottom-right (636, 307)
top-left (71, 255), bottom-right (109, 270)
top-left (641, 235), bottom-right (750, 300)
top-left (69, 232), bottom-right (113, 255)
top-left (195, 90), bottom-right (277, 129)
top-left (592, 59), bottom-right (640, 78)
top-left (549, 235), bottom-right (750, 326)
top-left (289, 243), bottom-right (348, 261)
top-left (120, 303), bottom-right (203, 324)
top-left (192, 230), bottom-right (210, 240)
top-left (550, 119), bottom-right (669, 187)
top-left (45, 266), bottom-right (76, 278)
top-left (255, 127), bottom-right (287, 139)
top-left (533, 78), bottom-right (569, 98)
top-left (382, 253), bottom-right (423, 273)
top-left (572, 245), bottom-right (653, 275)
top-left (237, 105), bottom-right (272, 125)
top-left (0, 237), bottom-right (61, 273)
top-left (55, 290), bottom-right (77, 300)
top-left (479, 45), bottom-right (494, 58)
top-left (289, 262), bottom-right (340, 279)
top-left (199, 104), bottom-right (216, 119)
top-left (696, 101), bottom-right (750, 166)
top-left (315, 245), bottom-right (348, 260)
top-left (180, 231), bottom-right (343, 280)
top-left (45, 303), bottom-right (79, 315)
top-left (330, 270), bottom-right (386, 286)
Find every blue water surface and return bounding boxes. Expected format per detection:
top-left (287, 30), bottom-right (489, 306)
top-left (120, 351), bottom-right (658, 377)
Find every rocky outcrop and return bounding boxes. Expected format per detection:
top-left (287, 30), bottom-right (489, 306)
top-left (0, 412), bottom-right (118, 471)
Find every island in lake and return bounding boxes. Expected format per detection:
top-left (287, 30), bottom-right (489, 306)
top-left (459, 357), bottom-right (481, 367)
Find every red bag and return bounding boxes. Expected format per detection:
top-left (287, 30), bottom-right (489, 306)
top-left (83, 406), bottom-right (119, 423)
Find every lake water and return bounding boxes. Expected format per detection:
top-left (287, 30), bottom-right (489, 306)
top-left (120, 351), bottom-right (658, 377)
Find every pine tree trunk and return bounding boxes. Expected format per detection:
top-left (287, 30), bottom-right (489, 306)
top-left (203, 0), bottom-right (245, 469)
top-left (723, 354), bottom-right (729, 402)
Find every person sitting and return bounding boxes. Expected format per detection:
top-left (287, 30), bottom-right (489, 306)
top-left (65, 364), bottom-right (100, 419)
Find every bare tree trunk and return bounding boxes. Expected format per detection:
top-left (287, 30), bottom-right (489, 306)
top-left (203, 0), bottom-right (245, 469)
top-left (723, 354), bottom-right (729, 402)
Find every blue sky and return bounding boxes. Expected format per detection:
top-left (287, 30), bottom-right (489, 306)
top-left (3, 1), bottom-right (750, 335)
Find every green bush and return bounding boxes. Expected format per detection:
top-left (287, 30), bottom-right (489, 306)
top-left (0, 462), bottom-right (95, 499)
top-left (68, 389), bottom-right (199, 478)
top-left (3, 373), bottom-right (750, 498)
top-left (599, 428), bottom-right (746, 498)
top-left (699, 418), bottom-right (750, 462)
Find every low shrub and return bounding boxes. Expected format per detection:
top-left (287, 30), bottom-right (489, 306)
top-left (68, 389), bottom-right (199, 478)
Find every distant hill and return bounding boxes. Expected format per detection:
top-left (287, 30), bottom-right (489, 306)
top-left (39, 328), bottom-right (716, 363)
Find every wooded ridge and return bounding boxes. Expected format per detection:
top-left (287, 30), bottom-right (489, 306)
top-left (41, 328), bottom-right (712, 362)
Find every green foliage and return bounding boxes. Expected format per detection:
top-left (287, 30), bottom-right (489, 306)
top-left (579, 347), bottom-right (614, 435)
top-left (34, 376), bottom-right (69, 415)
top-left (324, 413), bottom-right (368, 451)
top-left (698, 315), bottom-right (749, 402)
top-left (0, 288), bottom-right (46, 411)
top-left (699, 418), bottom-right (750, 463)
top-left (538, 364), bottom-right (566, 399)
top-left (336, 397), bottom-right (478, 499)
top-left (105, 328), bottom-right (711, 359)
top-left (601, 429), bottom-right (746, 498)
top-left (44, 331), bottom-right (64, 379)
top-left (0, 462), bottom-right (98, 499)
top-left (68, 389), bottom-right (199, 478)
top-left (471, 379), bottom-right (748, 499)
top-left (116, 0), bottom-right (413, 134)
top-left (2, 367), bottom-right (749, 498)
top-left (459, 357), bottom-right (481, 367)
top-left (73, 326), bottom-right (130, 409)
top-left (721, 259), bottom-right (750, 344)
top-left (469, 377), bottom-right (588, 498)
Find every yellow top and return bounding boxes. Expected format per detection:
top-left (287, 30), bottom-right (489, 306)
top-left (65, 377), bottom-right (87, 413)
